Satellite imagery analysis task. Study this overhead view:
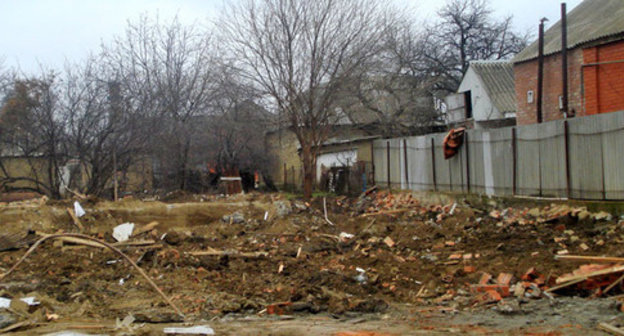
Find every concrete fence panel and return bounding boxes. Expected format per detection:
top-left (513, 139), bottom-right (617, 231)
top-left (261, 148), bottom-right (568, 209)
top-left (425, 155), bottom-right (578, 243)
top-left (370, 110), bottom-right (624, 200)
top-left (405, 136), bottom-right (433, 191)
top-left (467, 129), bottom-right (486, 195)
top-left (388, 138), bottom-right (402, 189)
top-left (516, 124), bottom-right (542, 196)
top-left (537, 121), bottom-right (567, 198)
top-left (487, 127), bottom-right (515, 196)
top-left (431, 134), bottom-right (452, 191)
top-left (568, 115), bottom-right (605, 199)
top-left (372, 140), bottom-right (387, 187)
top-left (599, 112), bottom-right (624, 200)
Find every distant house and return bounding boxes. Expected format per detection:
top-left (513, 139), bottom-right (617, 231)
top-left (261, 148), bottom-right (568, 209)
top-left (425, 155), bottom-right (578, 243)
top-left (445, 60), bottom-right (516, 129)
top-left (513, 0), bottom-right (624, 125)
top-left (265, 123), bottom-right (378, 192)
top-left (265, 79), bottom-right (444, 191)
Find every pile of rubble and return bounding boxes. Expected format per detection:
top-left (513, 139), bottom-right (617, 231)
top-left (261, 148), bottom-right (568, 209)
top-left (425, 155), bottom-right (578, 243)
top-left (0, 189), bottom-right (623, 334)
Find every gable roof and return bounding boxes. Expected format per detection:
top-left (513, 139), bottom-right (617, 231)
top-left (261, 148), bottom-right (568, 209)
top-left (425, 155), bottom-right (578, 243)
top-left (461, 61), bottom-right (516, 113)
top-left (513, 0), bottom-right (624, 63)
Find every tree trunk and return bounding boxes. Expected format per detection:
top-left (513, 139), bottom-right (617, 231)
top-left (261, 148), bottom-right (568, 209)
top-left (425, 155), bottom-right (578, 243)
top-left (301, 144), bottom-right (316, 199)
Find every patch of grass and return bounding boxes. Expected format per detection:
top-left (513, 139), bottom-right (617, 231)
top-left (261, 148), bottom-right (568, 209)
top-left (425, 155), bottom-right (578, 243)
top-left (312, 191), bottom-right (336, 198)
top-left (282, 192), bottom-right (302, 200)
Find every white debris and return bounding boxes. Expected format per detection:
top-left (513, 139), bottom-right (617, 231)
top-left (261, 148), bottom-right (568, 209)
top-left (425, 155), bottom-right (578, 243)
top-left (264, 211), bottom-right (269, 221)
top-left (0, 297), bottom-right (39, 309)
top-left (73, 201), bottom-right (86, 217)
top-left (163, 325), bottom-right (215, 335)
top-left (339, 232), bottom-right (354, 241)
top-left (449, 202), bottom-right (457, 215)
top-left (44, 332), bottom-right (106, 336)
top-left (113, 223), bottom-right (135, 242)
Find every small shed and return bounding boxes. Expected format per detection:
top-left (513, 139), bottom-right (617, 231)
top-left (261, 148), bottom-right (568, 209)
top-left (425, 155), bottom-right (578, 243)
top-left (454, 60), bottom-right (517, 129)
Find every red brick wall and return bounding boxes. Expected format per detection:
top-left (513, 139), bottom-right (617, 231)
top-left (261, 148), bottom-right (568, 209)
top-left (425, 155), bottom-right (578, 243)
top-left (514, 48), bottom-right (583, 125)
top-left (515, 40), bottom-right (624, 125)
top-left (583, 41), bottom-right (624, 115)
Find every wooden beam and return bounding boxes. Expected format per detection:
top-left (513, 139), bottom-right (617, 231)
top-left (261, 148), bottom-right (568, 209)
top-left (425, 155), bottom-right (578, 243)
top-left (187, 250), bottom-right (268, 258)
top-left (604, 272), bottom-right (624, 294)
top-left (66, 208), bottom-right (84, 231)
top-left (556, 264), bottom-right (624, 284)
top-left (131, 221), bottom-right (159, 237)
top-left (597, 322), bottom-right (624, 336)
top-left (555, 255), bottom-right (624, 264)
top-left (545, 278), bottom-right (585, 293)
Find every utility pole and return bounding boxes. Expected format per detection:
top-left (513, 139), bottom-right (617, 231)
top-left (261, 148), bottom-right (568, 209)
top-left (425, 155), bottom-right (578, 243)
top-left (561, 3), bottom-right (569, 117)
top-left (108, 81), bottom-right (121, 201)
top-left (536, 17), bottom-right (548, 123)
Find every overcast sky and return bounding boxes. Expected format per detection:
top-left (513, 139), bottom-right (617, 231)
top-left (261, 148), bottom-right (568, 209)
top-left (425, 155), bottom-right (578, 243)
top-left (0, 0), bottom-right (583, 74)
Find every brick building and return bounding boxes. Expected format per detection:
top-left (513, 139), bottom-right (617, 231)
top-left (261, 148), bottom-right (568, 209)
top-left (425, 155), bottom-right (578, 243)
top-left (513, 0), bottom-right (624, 125)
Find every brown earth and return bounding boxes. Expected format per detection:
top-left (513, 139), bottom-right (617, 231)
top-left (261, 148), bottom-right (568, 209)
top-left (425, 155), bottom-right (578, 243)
top-left (0, 191), bottom-right (622, 335)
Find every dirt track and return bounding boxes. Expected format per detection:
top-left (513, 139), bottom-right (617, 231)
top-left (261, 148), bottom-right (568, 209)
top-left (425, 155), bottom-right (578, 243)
top-left (0, 191), bottom-right (623, 335)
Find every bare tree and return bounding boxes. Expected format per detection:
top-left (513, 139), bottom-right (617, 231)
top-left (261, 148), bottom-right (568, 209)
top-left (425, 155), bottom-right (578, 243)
top-left (200, 66), bottom-right (272, 176)
top-left (413, 0), bottom-right (529, 92)
top-left (101, 16), bottom-right (218, 191)
top-left (0, 70), bottom-right (67, 197)
top-left (338, 19), bottom-right (443, 137)
top-left (221, 0), bottom-right (393, 198)
top-left (62, 57), bottom-right (150, 196)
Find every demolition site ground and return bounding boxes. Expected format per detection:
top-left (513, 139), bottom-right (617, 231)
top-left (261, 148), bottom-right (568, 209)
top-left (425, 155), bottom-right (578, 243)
top-left (0, 190), bottom-right (623, 335)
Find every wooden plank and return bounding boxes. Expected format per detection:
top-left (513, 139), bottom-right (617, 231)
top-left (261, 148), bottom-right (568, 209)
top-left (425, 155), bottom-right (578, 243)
top-left (113, 240), bottom-right (157, 247)
top-left (58, 236), bottom-right (104, 248)
top-left (131, 221), bottom-right (159, 237)
top-left (555, 255), bottom-right (624, 264)
top-left (604, 272), bottom-right (624, 294)
top-left (66, 208), bottom-right (84, 231)
top-left (597, 322), bottom-right (624, 336)
top-left (545, 278), bottom-right (585, 293)
top-left (360, 208), bottom-right (410, 217)
top-left (556, 264), bottom-right (624, 284)
top-left (187, 250), bottom-right (268, 258)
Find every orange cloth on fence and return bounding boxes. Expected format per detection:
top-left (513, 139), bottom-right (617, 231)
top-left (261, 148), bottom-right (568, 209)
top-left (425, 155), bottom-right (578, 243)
top-left (443, 128), bottom-right (466, 159)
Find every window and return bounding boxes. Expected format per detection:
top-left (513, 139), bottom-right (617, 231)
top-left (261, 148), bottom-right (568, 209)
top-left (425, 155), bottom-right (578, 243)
top-left (464, 91), bottom-right (473, 119)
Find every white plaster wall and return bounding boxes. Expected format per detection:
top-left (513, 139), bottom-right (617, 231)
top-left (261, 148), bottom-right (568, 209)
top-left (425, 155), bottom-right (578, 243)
top-left (457, 67), bottom-right (502, 124)
top-left (316, 150), bottom-right (357, 181)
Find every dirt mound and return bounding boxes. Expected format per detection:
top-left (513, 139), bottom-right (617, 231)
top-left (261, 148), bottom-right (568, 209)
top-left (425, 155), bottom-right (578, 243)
top-left (0, 191), bottom-right (623, 334)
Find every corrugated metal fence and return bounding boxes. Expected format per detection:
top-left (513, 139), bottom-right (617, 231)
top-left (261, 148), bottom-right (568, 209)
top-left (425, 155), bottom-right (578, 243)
top-left (373, 110), bottom-right (624, 200)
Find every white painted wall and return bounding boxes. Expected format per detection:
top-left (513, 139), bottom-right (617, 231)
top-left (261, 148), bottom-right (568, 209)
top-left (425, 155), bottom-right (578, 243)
top-left (457, 67), bottom-right (503, 125)
top-left (444, 93), bottom-right (465, 123)
top-left (316, 150), bottom-right (357, 181)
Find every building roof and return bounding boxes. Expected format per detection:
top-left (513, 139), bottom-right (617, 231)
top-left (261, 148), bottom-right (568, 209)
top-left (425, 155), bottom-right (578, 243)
top-left (513, 0), bottom-right (624, 63)
top-left (463, 61), bottom-right (516, 113)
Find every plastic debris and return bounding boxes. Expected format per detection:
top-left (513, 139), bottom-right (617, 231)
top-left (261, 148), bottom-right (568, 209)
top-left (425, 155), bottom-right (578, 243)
top-left (163, 325), bottom-right (215, 335)
top-left (0, 297), bottom-right (39, 309)
top-left (113, 223), bottom-right (135, 242)
top-left (73, 201), bottom-right (86, 217)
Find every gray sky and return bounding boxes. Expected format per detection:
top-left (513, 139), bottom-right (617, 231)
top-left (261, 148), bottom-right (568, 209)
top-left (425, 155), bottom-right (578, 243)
top-left (0, 0), bottom-right (583, 74)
